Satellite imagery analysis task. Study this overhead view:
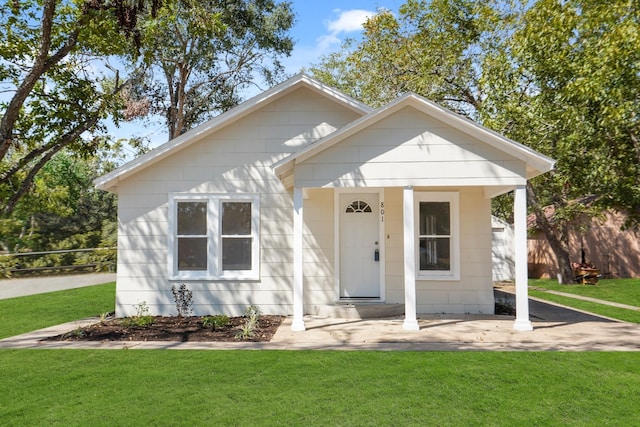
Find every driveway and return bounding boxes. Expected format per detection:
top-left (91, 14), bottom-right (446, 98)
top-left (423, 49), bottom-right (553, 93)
top-left (0, 273), bottom-right (116, 300)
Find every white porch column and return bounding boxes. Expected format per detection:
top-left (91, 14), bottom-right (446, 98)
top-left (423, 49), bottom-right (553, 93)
top-left (403, 186), bottom-right (420, 331)
top-left (291, 186), bottom-right (306, 331)
top-left (513, 185), bottom-right (533, 331)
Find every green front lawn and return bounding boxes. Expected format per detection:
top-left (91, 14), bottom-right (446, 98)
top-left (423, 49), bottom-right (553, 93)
top-left (0, 282), bottom-right (115, 339)
top-left (530, 278), bottom-right (640, 306)
top-left (0, 350), bottom-right (639, 425)
top-left (1, 281), bottom-right (640, 425)
top-left (529, 278), bottom-right (640, 323)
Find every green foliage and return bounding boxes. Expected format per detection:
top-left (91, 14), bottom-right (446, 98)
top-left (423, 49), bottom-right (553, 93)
top-left (235, 305), bottom-right (260, 339)
top-left (0, 0), bottom-right (160, 215)
top-left (0, 150), bottom-right (117, 272)
top-left (120, 301), bottom-right (154, 328)
top-left (311, 0), bottom-right (640, 278)
top-left (170, 284), bottom-right (193, 317)
top-left (125, 0), bottom-right (295, 139)
top-left (0, 255), bottom-right (18, 278)
top-left (202, 314), bottom-right (230, 329)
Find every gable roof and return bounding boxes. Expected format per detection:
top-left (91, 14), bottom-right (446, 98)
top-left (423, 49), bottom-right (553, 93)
top-left (272, 92), bottom-right (555, 184)
top-left (95, 73), bottom-right (372, 192)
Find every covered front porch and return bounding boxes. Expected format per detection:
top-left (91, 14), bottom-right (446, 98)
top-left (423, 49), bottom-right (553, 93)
top-left (271, 92), bottom-right (554, 332)
top-left (286, 185), bottom-right (532, 332)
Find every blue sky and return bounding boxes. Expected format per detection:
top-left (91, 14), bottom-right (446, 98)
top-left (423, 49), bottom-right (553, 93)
top-left (283, 1), bottom-right (401, 74)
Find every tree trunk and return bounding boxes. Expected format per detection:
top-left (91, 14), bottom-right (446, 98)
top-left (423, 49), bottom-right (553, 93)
top-left (526, 183), bottom-right (574, 283)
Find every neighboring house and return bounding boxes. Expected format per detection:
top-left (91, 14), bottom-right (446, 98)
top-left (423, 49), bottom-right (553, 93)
top-left (95, 74), bottom-right (555, 331)
top-left (492, 216), bottom-right (515, 282)
top-left (528, 209), bottom-right (640, 279)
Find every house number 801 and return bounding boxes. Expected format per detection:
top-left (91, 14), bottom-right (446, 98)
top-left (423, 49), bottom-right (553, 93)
top-left (380, 202), bottom-right (384, 222)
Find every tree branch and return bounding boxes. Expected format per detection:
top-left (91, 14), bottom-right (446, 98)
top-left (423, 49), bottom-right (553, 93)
top-left (0, 0), bottom-right (84, 163)
top-left (3, 114), bottom-right (101, 216)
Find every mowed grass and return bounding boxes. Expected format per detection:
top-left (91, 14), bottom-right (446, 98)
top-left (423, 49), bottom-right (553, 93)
top-left (529, 278), bottom-right (640, 323)
top-left (530, 278), bottom-right (640, 306)
top-left (0, 282), bottom-right (115, 339)
top-left (0, 350), bottom-right (639, 426)
top-left (1, 281), bottom-right (640, 425)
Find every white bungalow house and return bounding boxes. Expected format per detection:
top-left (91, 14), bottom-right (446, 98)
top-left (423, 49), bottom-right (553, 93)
top-left (95, 73), bottom-right (554, 331)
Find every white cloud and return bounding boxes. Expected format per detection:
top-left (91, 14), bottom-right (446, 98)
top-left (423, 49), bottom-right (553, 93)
top-left (326, 9), bottom-right (376, 35)
top-left (283, 8), bottom-right (379, 74)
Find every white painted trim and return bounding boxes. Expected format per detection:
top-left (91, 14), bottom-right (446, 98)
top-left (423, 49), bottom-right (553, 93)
top-left (403, 186), bottom-right (419, 330)
top-left (334, 188), bottom-right (385, 302)
top-left (513, 185), bottom-right (533, 331)
top-left (291, 187), bottom-right (306, 331)
top-left (414, 192), bottom-right (460, 281)
top-left (168, 193), bottom-right (260, 281)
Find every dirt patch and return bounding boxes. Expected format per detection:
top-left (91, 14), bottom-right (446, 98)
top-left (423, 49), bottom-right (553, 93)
top-left (42, 315), bottom-right (285, 343)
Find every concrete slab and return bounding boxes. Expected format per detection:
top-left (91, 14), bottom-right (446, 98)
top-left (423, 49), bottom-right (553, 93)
top-left (2, 284), bottom-right (639, 351)
top-left (2, 312), bottom-right (640, 351)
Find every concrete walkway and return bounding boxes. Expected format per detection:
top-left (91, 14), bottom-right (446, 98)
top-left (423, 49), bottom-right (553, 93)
top-left (0, 273), bottom-right (116, 299)
top-left (1, 278), bottom-right (639, 351)
top-left (2, 299), bottom-right (640, 351)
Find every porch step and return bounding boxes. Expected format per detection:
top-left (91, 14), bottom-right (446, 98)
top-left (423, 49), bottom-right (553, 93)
top-left (312, 303), bottom-right (404, 319)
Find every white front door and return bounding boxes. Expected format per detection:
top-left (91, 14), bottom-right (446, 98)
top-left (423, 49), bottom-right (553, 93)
top-left (339, 193), bottom-right (380, 298)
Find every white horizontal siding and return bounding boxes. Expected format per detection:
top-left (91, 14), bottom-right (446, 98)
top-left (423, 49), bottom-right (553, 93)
top-left (294, 106), bottom-right (528, 188)
top-left (115, 86), bottom-right (361, 317)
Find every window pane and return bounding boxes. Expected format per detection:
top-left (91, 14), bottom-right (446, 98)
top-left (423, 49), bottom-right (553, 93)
top-left (419, 202), bottom-right (450, 235)
top-left (222, 202), bottom-right (251, 235)
top-left (419, 237), bottom-right (450, 270)
top-left (177, 202), bottom-right (207, 235)
top-left (222, 238), bottom-right (252, 270)
top-left (177, 238), bottom-right (208, 270)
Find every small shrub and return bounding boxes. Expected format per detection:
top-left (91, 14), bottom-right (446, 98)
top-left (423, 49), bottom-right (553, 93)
top-left (0, 255), bottom-right (18, 278)
top-left (62, 327), bottom-right (86, 339)
top-left (98, 312), bottom-right (111, 325)
top-left (202, 315), bottom-right (230, 330)
top-left (171, 284), bottom-right (193, 317)
top-left (235, 305), bottom-right (260, 339)
top-left (121, 301), bottom-right (154, 327)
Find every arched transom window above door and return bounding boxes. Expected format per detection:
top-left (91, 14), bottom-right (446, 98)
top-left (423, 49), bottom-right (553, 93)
top-left (345, 200), bottom-right (372, 213)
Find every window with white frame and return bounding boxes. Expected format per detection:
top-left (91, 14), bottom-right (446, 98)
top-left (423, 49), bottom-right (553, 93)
top-left (169, 194), bottom-right (260, 280)
top-left (415, 192), bottom-right (459, 280)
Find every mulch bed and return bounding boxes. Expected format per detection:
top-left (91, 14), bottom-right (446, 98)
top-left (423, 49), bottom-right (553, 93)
top-left (42, 315), bottom-right (285, 343)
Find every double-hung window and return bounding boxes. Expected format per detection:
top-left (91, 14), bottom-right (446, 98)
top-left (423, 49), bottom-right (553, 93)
top-left (415, 192), bottom-right (460, 280)
top-left (169, 194), bottom-right (260, 280)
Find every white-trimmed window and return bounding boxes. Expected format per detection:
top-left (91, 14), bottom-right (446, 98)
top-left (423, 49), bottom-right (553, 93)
top-left (414, 192), bottom-right (459, 280)
top-left (169, 194), bottom-right (260, 280)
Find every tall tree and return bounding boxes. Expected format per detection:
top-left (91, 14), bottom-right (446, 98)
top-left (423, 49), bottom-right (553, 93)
top-left (125, 0), bottom-right (294, 139)
top-left (0, 0), bottom-right (162, 216)
top-left (482, 0), bottom-right (640, 281)
top-left (310, 0), bottom-right (520, 115)
top-left (311, 0), bottom-right (640, 282)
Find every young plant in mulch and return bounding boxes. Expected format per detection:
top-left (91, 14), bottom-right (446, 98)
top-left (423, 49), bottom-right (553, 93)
top-left (202, 314), bottom-right (230, 330)
top-left (120, 301), bottom-right (154, 327)
top-left (171, 284), bottom-right (193, 317)
top-left (235, 305), bottom-right (260, 339)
